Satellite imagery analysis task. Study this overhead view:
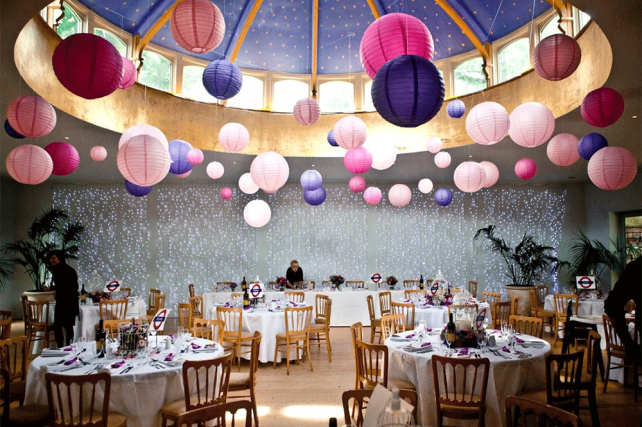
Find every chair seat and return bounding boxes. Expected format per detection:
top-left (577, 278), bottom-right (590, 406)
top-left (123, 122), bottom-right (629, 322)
top-left (314, 317), bottom-right (325, 324)
top-left (372, 319), bottom-right (381, 327)
top-left (9, 379), bottom-right (26, 403)
top-left (388, 378), bottom-right (416, 391)
top-left (223, 331), bottom-right (254, 342)
top-left (276, 332), bottom-right (308, 341)
top-left (309, 323), bottom-right (327, 331)
top-left (229, 372), bottom-right (251, 388)
top-left (161, 398), bottom-right (187, 418)
top-left (440, 400), bottom-right (485, 419)
top-left (6, 404), bottom-right (50, 427)
top-left (72, 413), bottom-right (127, 427)
top-left (538, 310), bottom-right (555, 318)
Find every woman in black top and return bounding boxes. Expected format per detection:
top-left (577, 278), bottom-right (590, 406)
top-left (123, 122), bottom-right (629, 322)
top-left (286, 260), bottom-right (304, 289)
top-left (49, 251), bottom-right (80, 347)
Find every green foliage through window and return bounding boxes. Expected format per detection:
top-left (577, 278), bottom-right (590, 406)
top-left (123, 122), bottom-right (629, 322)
top-left (498, 38), bottom-right (531, 83)
top-left (54, 7), bottom-right (81, 39)
top-left (182, 66), bottom-right (211, 102)
top-left (139, 51), bottom-right (172, 92)
top-left (227, 75), bottom-right (264, 110)
top-left (94, 28), bottom-right (127, 56)
top-left (320, 81), bottom-right (354, 113)
top-left (454, 58), bottom-right (486, 96)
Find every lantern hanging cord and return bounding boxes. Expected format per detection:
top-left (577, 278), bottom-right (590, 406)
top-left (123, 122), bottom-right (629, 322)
top-left (485, 0), bottom-right (505, 43)
top-left (529, 0), bottom-right (537, 46)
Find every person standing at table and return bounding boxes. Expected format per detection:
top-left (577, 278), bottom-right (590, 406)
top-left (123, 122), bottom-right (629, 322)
top-left (48, 250), bottom-right (80, 347)
top-left (286, 260), bottom-right (304, 289)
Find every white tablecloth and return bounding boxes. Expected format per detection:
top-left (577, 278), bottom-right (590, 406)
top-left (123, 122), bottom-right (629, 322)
top-left (544, 295), bottom-right (605, 316)
top-left (75, 298), bottom-right (148, 341)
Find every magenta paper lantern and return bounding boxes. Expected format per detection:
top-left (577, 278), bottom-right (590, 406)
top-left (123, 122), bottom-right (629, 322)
top-left (349, 176), bottom-right (366, 193)
top-left (588, 147), bottom-right (637, 190)
top-left (333, 116), bottom-right (367, 150)
top-left (244, 200), bottom-right (271, 228)
top-left (532, 34), bottom-right (581, 81)
top-left (293, 98), bottom-right (320, 125)
top-left (581, 87), bottom-right (625, 128)
top-left (187, 148), bottom-right (204, 165)
top-left (466, 102), bottom-right (510, 145)
top-left (52, 33), bottom-right (123, 99)
top-left (547, 133), bottom-right (580, 166)
top-left (418, 178), bottom-right (433, 194)
top-left (434, 151), bottom-right (451, 168)
top-left (44, 142), bottom-right (80, 176)
top-left (170, 0), bottom-right (225, 53)
top-left (250, 151), bottom-right (289, 194)
top-left (426, 136), bottom-right (442, 154)
top-left (344, 147), bottom-right (373, 174)
top-left (454, 162), bottom-right (485, 193)
top-left (219, 123), bottom-right (249, 153)
top-left (479, 161), bottom-right (499, 188)
top-left (239, 173), bottom-right (259, 194)
top-left (6, 145), bottom-right (53, 185)
top-left (509, 102), bottom-right (555, 148)
top-left (206, 161), bottom-right (224, 179)
top-left (6, 95), bottom-right (56, 138)
top-left (515, 158), bottom-right (538, 181)
top-left (119, 57), bottom-right (137, 89)
top-left (176, 170), bottom-right (192, 178)
top-left (117, 135), bottom-right (171, 186)
top-left (119, 124), bottom-right (168, 150)
top-left (388, 184), bottom-right (412, 207)
top-left (360, 13), bottom-right (434, 80)
top-left (221, 187), bottom-right (233, 199)
top-left (363, 187), bottom-right (382, 205)
top-left (90, 146), bottom-right (108, 162)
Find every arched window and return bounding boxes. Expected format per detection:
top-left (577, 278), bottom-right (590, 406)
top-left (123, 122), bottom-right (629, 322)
top-left (498, 38), bottom-right (531, 83)
top-left (453, 58), bottom-right (486, 96)
top-left (54, 6), bottom-right (81, 39)
top-left (226, 75), bottom-right (264, 110)
top-left (272, 80), bottom-right (309, 112)
top-left (363, 80), bottom-right (375, 112)
top-left (94, 28), bottom-right (127, 56)
top-left (540, 18), bottom-right (562, 41)
top-left (182, 66), bottom-right (212, 102)
top-left (138, 51), bottom-right (172, 92)
top-left (319, 81), bottom-right (355, 113)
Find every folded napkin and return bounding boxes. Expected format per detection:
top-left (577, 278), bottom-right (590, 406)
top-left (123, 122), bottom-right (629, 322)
top-left (191, 344), bottom-right (218, 353)
top-left (421, 342), bottom-right (432, 348)
top-left (501, 346), bottom-right (511, 353)
top-left (458, 348), bottom-right (470, 356)
top-left (111, 360), bottom-right (126, 369)
top-left (405, 333), bottom-right (416, 339)
top-left (190, 342), bottom-right (201, 350)
top-left (64, 357), bottom-right (79, 366)
top-left (164, 353), bottom-right (175, 362)
top-left (41, 348), bottom-right (72, 357)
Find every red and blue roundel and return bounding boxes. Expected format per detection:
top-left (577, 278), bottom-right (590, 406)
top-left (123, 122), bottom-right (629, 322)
top-left (577, 276), bottom-right (594, 289)
top-left (250, 283), bottom-right (263, 298)
top-left (152, 309), bottom-right (167, 330)
top-left (430, 282), bottom-right (439, 295)
top-left (476, 307), bottom-right (488, 329)
top-left (106, 281), bottom-right (120, 292)
top-left (371, 273), bottom-right (382, 283)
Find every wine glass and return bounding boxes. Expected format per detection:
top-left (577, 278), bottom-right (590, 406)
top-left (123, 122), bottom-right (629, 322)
top-left (415, 320), bottom-right (426, 344)
top-left (482, 317), bottom-right (489, 331)
top-left (501, 321), bottom-right (508, 337)
top-left (445, 332), bottom-right (453, 356)
top-left (476, 331), bottom-right (487, 354)
top-left (507, 324), bottom-right (516, 350)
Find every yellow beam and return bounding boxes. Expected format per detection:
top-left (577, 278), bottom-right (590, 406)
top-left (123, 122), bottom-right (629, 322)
top-left (364, 0), bottom-right (381, 20)
top-left (311, 0), bottom-right (319, 96)
top-left (543, 0), bottom-right (568, 15)
top-left (433, 0), bottom-right (490, 61)
top-left (134, 0), bottom-right (186, 65)
top-left (229, 0), bottom-right (266, 63)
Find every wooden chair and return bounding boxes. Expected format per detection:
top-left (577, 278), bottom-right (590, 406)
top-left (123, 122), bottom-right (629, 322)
top-left (217, 307), bottom-right (253, 370)
top-left (404, 289), bottom-right (426, 299)
top-left (177, 302), bottom-right (193, 330)
top-left (350, 323), bottom-right (364, 390)
top-left (342, 388), bottom-right (418, 427)
top-left (354, 339), bottom-right (414, 391)
top-left (402, 280), bottom-right (419, 288)
top-left (468, 280), bottom-right (478, 299)
top-left (189, 295), bottom-right (204, 318)
top-left (505, 396), bottom-right (580, 427)
top-left (45, 371), bottom-right (127, 427)
top-left (216, 282), bottom-right (234, 290)
top-left (481, 291), bottom-right (501, 325)
top-left (231, 292), bottom-right (243, 301)
top-left (308, 280), bottom-right (316, 289)
top-left (188, 283), bottom-right (195, 298)
top-left (0, 336), bottom-right (28, 405)
top-left (102, 320), bottom-right (127, 339)
top-left (99, 299), bottom-right (129, 321)
top-left (310, 296), bottom-right (332, 362)
top-left (378, 291), bottom-right (392, 317)
top-left (431, 355), bottom-right (490, 427)
top-left (545, 351), bottom-right (584, 415)
top-left (284, 291), bottom-right (304, 303)
top-left (228, 332), bottom-right (262, 426)
top-left (192, 318), bottom-right (225, 344)
top-left (161, 353), bottom-right (233, 427)
top-left (147, 288), bottom-right (161, 316)
top-left (391, 301), bottom-right (415, 330)
top-left (1, 369), bottom-right (49, 427)
top-left (321, 280), bottom-right (332, 288)
top-left (493, 300), bottom-right (513, 329)
top-left (267, 281), bottom-right (277, 290)
top-left (119, 287), bottom-right (131, 297)
top-left (553, 293), bottom-right (578, 348)
top-left (273, 306), bottom-right (313, 375)
top-left (26, 300), bottom-right (54, 353)
top-left (529, 288), bottom-right (554, 336)
top-left (146, 294), bottom-right (167, 324)
top-left (346, 280), bottom-right (365, 289)
top-left (20, 296), bottom-right (29, 336)
top-left (576, 331), bottom-right (602, 427)
top-left (510, 295), bottom-right (519, 316)
top-left (509, 315), bottom-right (543, 338)
top-left (602, 314), bottom-right (639, 400)
top-left (536, 285), bottom-right (549, 305)
top-left (380, 314), bottom-right (406, 342)
top-left (366, 295), bottom-right (382, 344)
top-left (172, 400), bottom-right (253, 427)
top-left (0, 311), bottom-right (12, 340)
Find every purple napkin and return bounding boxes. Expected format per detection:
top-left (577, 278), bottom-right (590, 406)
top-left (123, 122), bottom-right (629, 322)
top-left (405, 333), bottom-right (416, 339)
top-left (426, 328), bottom-right (433, 332)
top-left (515, 337), bottom-right (525, 344)
top-left (501, 346), bottom-right (511, 353)
top-left (191, 342), bottom-right (201, 349)
top-left (421, 342), bottom-right (432, 348)
top-left (64, 357), bottom-right (78, 366)
top-left (164, 353), bottom-right (175, 362)
top-left (458, 348), bottom-right (469, 356)
top-left (224, 302), bottom-right (231, 307)
top-left (168, 334), bottom-right (176, 340)
top-left (62, 347), bottom-right (73, 352)
top-left (275, 306), bottom-right (281, 310)
top-left (111, 360), bottom-right (126, 369)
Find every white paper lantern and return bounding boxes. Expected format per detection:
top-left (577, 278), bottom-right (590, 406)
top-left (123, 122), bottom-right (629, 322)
top-left (479, 161), bottom-right (500, 188)
top-left (509, 102), bottom-right (555, 148)
top-left (206, 161), bottom-right (224, 179)
top-left (250, 151), bottom-right (289, 194)
top-left (434, 151), bottom-right (451, 168)
top-left (119, 124), bottom-right (168, 150)
top-left (370, 144), bottom-right (397, 170)
top-left (6, 145), bottom-right (53, 185)
top-left (219, 123), bottom-right (249, 153)
top-left (547, 133), bottom-right (580, 166)
top-left (466, 101), bottom-right (510, 145)
top-left (244, 200), bottom-right (271, 228)
top-left (333, 116), bottom-right (367, 149)
top-left (239, 172), bottom-right (259, 194)
top-left (388, 184), bottom-right (412, 207)
top-left (293, 98), bottom-right (321, 125)
top-left (117, 135), bottom-right (171, 186)
top-left (418, 178), bottom-right (433, 194)
top-left (426, 136), bottom-right (442, 153)
top-left (90, 146), bottom-right (108, 162)
top-left (454, 161), bottom-right (485, 193)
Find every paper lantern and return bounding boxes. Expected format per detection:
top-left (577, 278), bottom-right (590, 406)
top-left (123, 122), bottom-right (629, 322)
top-left (52, 33), bottom-right (123, 99)
top-left (5, 145), bottom-right (53, 185)
top-left (509, 102), bottom-right (555, 148)
top-left (44, 142), bottom-right (80, 176)
top-left (119, 124), bottom-right (168, 150)
top-left (187, 148), bottom-right (204, 165)
top-left (434, 151), bottom-right (451, 168)
top-left (434, 188), bottom-right (453, 206)
top-left (90, 146), bottom-right (108, 162)
top-left (344, 147), bottom-right (373, 174)
top-left (304, 187), bottom-right (326, 206)
top-left (6, 95), bottom-right (56, 138)
top-left (363, 187), bottom-right (382, 205)
top-left (370, 144), bottom-right (397, 170)
top-left (239, 172), bottom-right (259, 194)
top-left (206, 161), bottom-right (224, 179)
top-left (581, 87), bottom-right (625, 128)
top-left (117, 135), bottom-right (171, 186)
top-left (454, 162), bottom-right (485, 193)
top-left (119, 57), bottom-right (137, 90)
top-left (588, 147), bottom-right (637, 190)
top-left (170, 0), bottom-right (225, 53)
top-left (219, 123), bottom-right (249, 153)
top-left (578, 132), bottom-right (608, 161)
top-left (447, 99), bottom-right (466, 119)
top-left (372, 55), bottom-right (444, 128)
top-left (327, 130), bottom-right (339, 147)
top-left (547, 134), bottom-right (580, 166)
top-left (349, 176), bottom-right (366, 193)
top-left (244, 200), bottom-right (272, 228)
top-left (176, 171), bottom-right (192, 178)
top-left (515, 158), bottom-right (538, 181)
top-left (125, 180), bottom-right (153, 197)
top-left (300, 170), bottom-right (323, 191)
top-left (466, 102), bottom-right (510, 145)
top-left (360, 13), bottom-right (434, 80)
top-left (479, 161), bottom-right (500, 188)
top-left (418, 178), bottom-right (433, 194)
top-left (333, 117), bottom-right (367, 149)
top-left (168, 139), bottom-right (194, 175)
top-left (220, 187), bottom-right (233, 200)
top-left (203, 60), bottom-right (242, 100)
top-left (4, 120), bottom-right (24, 139)
top-left (426, 136), bottom-right (442, 153)
top-left (388, 184), bottom-right (412, 207)
top-left (293, 98), bottom-right (320, 125)
top-left (250, 151), bottom-right (289, 194)
top-left (532, 34), bottom-right (581, 81)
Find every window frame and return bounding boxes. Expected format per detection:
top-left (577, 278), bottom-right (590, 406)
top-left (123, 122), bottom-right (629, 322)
top-left (138, 46), bottom-right (177, 93)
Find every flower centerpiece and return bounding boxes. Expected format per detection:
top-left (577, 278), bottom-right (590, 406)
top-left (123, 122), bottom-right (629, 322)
top-left (385, 275), bottom-right (398, 290)
top-left (230, 282), bottom-right (237, 291)
top-left (276, 276), bottom-right (287, 291)
top-left (427, 293), bottom-right (453, 307)
top-left (439, 328), bottom-right (478, 348)
top-left (87, 289), bottom-right (110, 303)
top-left (329, 275), bottom-right (345, 290)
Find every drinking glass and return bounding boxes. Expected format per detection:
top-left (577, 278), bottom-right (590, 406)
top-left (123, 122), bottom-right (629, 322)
top-left (476, 331), bottom-right (487, 354)
top-left (507, 325), bottom-right (516, 350)
top-left (501, 321), bottom-right (508, 337)
top-left (482, 317), bottom-right (489, 331)
top-left (445, 333), bottom-right (453, 356)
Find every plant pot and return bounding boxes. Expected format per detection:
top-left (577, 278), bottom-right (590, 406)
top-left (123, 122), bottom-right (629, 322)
top-left (505, 285), bottom-right (534, 316)
top-left (24, 290), bottom-right (56, 302)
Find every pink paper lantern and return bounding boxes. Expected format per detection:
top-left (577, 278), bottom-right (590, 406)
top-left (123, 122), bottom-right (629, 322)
top-left (587, 147), bottom-right (637, 190)
top-left (388, 184), bottom-right (412, 207)
top-left (244, 200), bottom-right (272, 228)
top-left (187, 148), bottom-right (204, 165)
top-left (219, 123), bottom-right (249, 153)
top-left (333, 117), bottom-right (367, 150)
top-left (293, 98), bottom-right (320, 125)
top-left (581, 87), bottom-right (625, 128)
top-left (360, 13), bottom-right (434, 80)
top-left (363, 187), bottom-right (382, 205)
top-left (515, 158), bottom-right (538, 181)
top-left (250, 151), bottom-right (289, 194)
top-left (344, 147), bottom-right (373, 174)
top-left (44, 142), bottom-right (80, 176)
top-left (206, 161), bottom-right (224, 179)
top-left (170, 0), bottom-right (225, 54)
top-left (117, 134), bottom-right (171, 186)
top-left (454, 162), bottom-right (485, 193)
top-left (119, 57), bottom-right (137, 90)
top-left (239, 172), bottom-right (259, 194)
top-left (52, 33), bottom-right (123, 99)
top-left (466, 102), bottom-right (510, 146)
top-left (90, 146), bottom-right (107, 162)
top-left (6, 95), bottom-right (57, 138)
top-left (426, 136), bottom-right (442, 153)
top-left (6, 145), bottom-right (53, 185)
top-left (349, 176), bottom-right (366, 193)
top-left (177, 170), bottom-right (192, 178)
top-left (532, 34), bottom-right (581, 81)
top-left (418, 178), bottom-right (433, 194)
top-left (434, 151), bottom-right (451, 168)
top-left (220, 187), bottom-right (233, 199)
top-left (509, 102), bottom-right (555, 148)
top-left (479, 161), bottom-right (499, 188)
top-left (119, 124), bottom-right (168, 149)
top-left (547, 133), bottom-right (580, 166)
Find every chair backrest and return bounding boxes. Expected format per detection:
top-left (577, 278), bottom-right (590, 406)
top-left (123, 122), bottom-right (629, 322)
top-left (545, 350), bottom-right (584, 409)
top-left (404, 289), bottom-right (426, 299)
top-left (190, 295), bottom-right (204, 317)
top-left (217, 307), bottom-right (243, 335)
top-left (346, 280), bottom-right (365, 288)
top-left (625, 300), bottom-right (636, 313)
top-left (431, 355), bottom-right (490, 417)
top-left (284, 291), bottom-right (305, 303)
top-left (148, 288), bottom-right (161, 311)
top-left (284, 306), bottom-right (313, 335)
top-left (481, 292), bottom-right (502, 321)
top-left (509, 315), bottom-right (543, 338)
top-left (553, 293), bottom-right (578, 318)
top-left (178, 302), bottom-right (193, 330)
top-left (350, 322), bottom-right (363, 384)
top-left (321, 281), bottom-right (332, 288)
top-left (314, 295), bottom-right (330, 323)
top-left (173, 400), bottom-right (253, 427)
top-left (45, 371), bottom-right (111, 427)
top-left (510, 295), bottom-right (519, 315)
top-left (505, 396), bottom-right (580, 427)
top-left (188, 283), bottom-right (195, 298)
top-left (103, 320), bottom-right (127, 339)
top-left (380, 314), bottom-right (406, 341)
top-left (342, 388), bottom-right (418, 427)
top-left (156, 294), bottom-right (166, 310)
top-left (0, 312), bottom-right (12, 340)
top-left (494, 301), bottom-right (512, 328)
top-left (378, 291), bottom-right (392, 316)
top-left (249, 331), bottom-right (262, 387)
top-left (27, 300), bottom-right (50, 325)
top-left (402, 280), bottom-right (419, 288)
top-left (119, 287), bottom-right (131, 297)
top-left (192, 318), bottom-right (225, 344)
top-left (355, 339), bottom-right (388, 389)
top-left (468, 280), bottom-right (478, 299)
top-left (366, 296), bottom-right (377, 324)
top-left (602, 314), bottom-right (626, 357)
top-left (0, 336), bottom-right (27, 382)
top-left (536, 285), bottom-right (549, 305)
top-left (99, 299), bottom-right (129, 321)
top-left (529, 288), bottom-right (540, 317)
top-left (391, 302), bottom-right (415, 329)
top-left (308, 280), bottom-right (316, 289)
top-left (21, 295), bottom-right (29, 331)
top-left (182, 352), bottom-right (233, 411)
top-left (586, 330), bottom-right (601, 384)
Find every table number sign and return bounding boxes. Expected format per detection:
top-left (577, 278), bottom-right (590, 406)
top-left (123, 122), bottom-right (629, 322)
top-left (370, 273), bottom-right (382, 283)
top-left (249, 282), bottom-right (264, 299)
top-left (430, 281), bottom-right (440, 296)
top-left (576, 276), bottom-right (597, 290)
top-left (104, 280), bottom-right (121, 292)
top-left (151, 308), bottom-right (170, 332)
top-left (476, 307), bottom-right (488, 329)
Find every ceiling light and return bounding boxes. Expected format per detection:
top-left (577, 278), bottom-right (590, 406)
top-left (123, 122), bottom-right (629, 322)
top-left (64, 136), bottom-right (69, 139)
top-left (633, 116), bottom-right (638, 119)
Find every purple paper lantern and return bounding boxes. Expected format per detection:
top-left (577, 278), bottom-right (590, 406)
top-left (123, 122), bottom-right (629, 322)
top-left (327, 129), bottom-right (339, 147)
top-left (304, 187), bottom-right (326, 206)
top-left (203, 60), bottom-right (242, 100)
top-left (578, 133), bottom-right (608, 160)
top-left (447, 99), bottom-right (466, 119)
top-left (300, 170), bottom-right (323, 191)
top-left (169, 139), bottom-right (195, 175)
top-left (4, 120), bottom-right (24, 139)
top-left (372, 55), bottom-right (444, 128)
top-left (434, 188), bottom-right (453, 206)
top-left (125, 180), bottom-right (153, 197)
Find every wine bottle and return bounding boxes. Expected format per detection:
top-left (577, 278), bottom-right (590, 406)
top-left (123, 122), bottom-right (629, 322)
top-left (243, 286), bottom-right (250, 309)
top-left (241, 276), bottom-right (247, 291)
top-left (447, 312), bottom-right (456, 344)
top-left (96, 319), bottom-right (106, 358)
top-left (328, 418), bottom-right (337, 427)
top-left (80, 284), bottom-right (87, 295)
top-left (419, 274), bottom-right (424, 290)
